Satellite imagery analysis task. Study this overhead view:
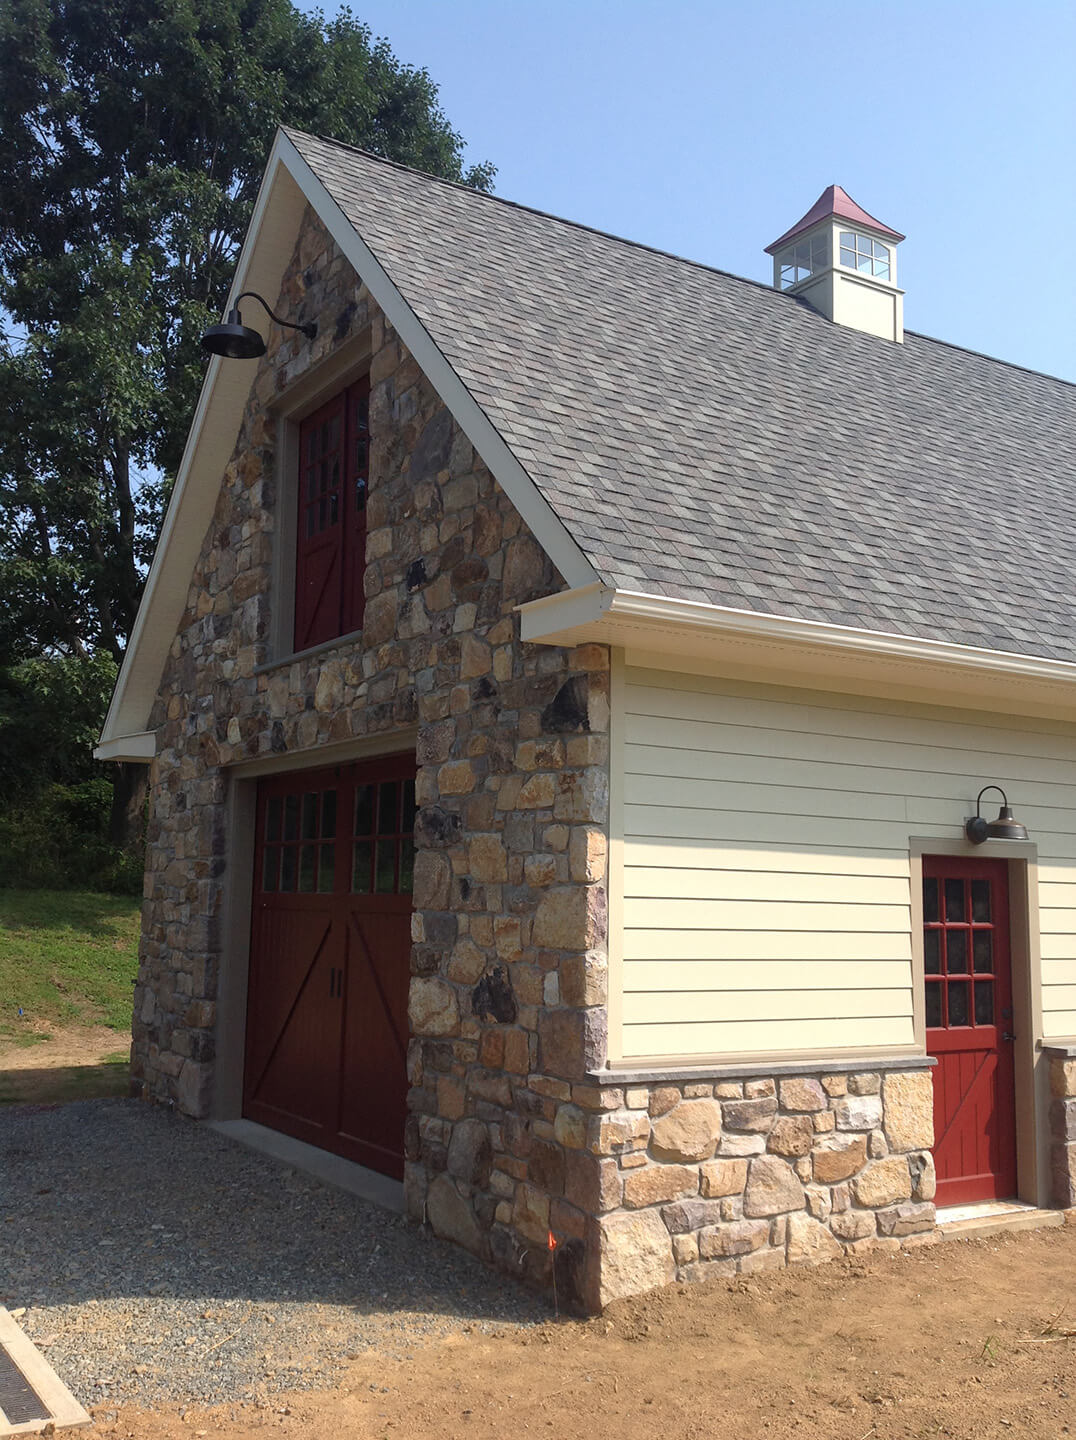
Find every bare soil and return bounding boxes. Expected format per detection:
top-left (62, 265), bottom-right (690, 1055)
top-left (99, 1223), bottom-right (1074, 1440)
top-left (0, 1025), bottom-right (129, 1103)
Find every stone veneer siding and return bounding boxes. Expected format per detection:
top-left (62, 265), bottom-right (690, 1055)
top-left (134, 207), bottom-right (612, 1308)
top-left (1046, 1046), bottom-right (1076, 1207)
top-left (586, 1063), bottom-right (938, 1308)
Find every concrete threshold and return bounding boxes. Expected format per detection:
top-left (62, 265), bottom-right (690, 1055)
top-left (935, 1199), bottom-right (1065, 1242)
top-left (209, 1119), bottom-right (405, 1214)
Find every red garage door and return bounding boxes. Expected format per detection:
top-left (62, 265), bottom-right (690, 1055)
top-left (244, 754), bottom-right (415, 1179)
top-left (922, 856), bottom-right (1017, 1206)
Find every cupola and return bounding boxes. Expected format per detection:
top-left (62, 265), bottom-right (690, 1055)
top-left (766, 185), bottom-right (905, 342)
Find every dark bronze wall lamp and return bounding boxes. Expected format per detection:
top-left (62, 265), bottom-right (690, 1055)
top-left (965, 785), bottom-right (1029, 845)
top-left (200, 291), bottom-right (316, 360)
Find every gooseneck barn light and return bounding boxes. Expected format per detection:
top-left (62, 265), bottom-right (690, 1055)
top-left (200, 291), bottom-right (316, 360)
top-left (965, 785), bottom-right (1029, 845)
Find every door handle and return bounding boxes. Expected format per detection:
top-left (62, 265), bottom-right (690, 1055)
top-left (1002, 1031), bottom-right (1016, 1042)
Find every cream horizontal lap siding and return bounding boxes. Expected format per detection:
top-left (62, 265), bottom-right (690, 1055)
top-left (618, 664), bottom-right (1076, 1063)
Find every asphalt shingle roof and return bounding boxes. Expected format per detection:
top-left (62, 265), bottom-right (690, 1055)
top-left (289, 129), bottom-right (1076, 664)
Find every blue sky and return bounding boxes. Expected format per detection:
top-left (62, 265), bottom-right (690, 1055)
top-left (300, 0), bottom-right (1076, 382)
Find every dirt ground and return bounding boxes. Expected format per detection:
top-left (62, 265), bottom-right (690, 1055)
top-left (0, 1025), bottom-right (129, 1103)
top-left (97, 1224), bottom-right (1074, 1440)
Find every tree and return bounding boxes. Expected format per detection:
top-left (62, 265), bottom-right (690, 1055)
top-left (0, 0), bottom-right (493, 666)
top-left (0, 0), bottom-right (493, 854)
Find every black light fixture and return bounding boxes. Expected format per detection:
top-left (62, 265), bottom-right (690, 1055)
top-left (964, 785), bottom-right (1029, 845)
top-left (200, 290), bottom-right (316, 360)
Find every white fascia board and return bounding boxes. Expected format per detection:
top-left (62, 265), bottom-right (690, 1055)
top-left (519, 585), bottom-right (1076, 722)
top-left (276, 132), bottom-right (597, 593)
top-left (93, 731), bottom-right (156, 763)
top-left (100, 129), bottom-right (596, 751)
top-left (98, 140), bottom-right (308, 750)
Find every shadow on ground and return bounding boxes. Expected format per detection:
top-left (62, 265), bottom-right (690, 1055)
top-left (0, 1097), bottom-right (546, 1328)
top-left (0, 1059), bottom-right (129, 1105)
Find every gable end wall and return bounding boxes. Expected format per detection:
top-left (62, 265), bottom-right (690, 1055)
top-left (135, 206), bottom-right (612, 1306)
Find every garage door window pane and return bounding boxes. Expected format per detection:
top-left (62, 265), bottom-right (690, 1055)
top-left (352, 840), bottom-right (372, 893)
top-left (374, 839), bottom-right (396, 893)
top-left (321, 790), bottom-right (337, 839)
top-left (298, 844), bottom-right (317, 892)
top-left (318, 844), bottom-right (335, 892)
top-left (262, 847), bottom-right (279, 892)
top-left (266, 797), bottom-right (282, 843)
top-left (354, 785), bottom-right (374, 837)
top-left (399, 837), bottom-right (415, 894)
top-left (280, 846), bottom-right (297, 892)
top-left (301, 793), bottom-right (318, 840)
top-left (378, 782), bottom-right (399, 832)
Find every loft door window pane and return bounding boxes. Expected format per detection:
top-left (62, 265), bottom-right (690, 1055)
top-left (973, 931), bottom-right (993, 972)
top-left (970, 879), bottom-right (991, 922)
top-left (925, 984), bottom-right (942, 1028)
top-left (947, 930), bottom-right (969, 974)
top-left (266, 797), bottom-right (282, 842)
top-left (922, 877), bottom-right (939, 923)
top-left (948, 980), bottom-right (969, 1027)
top-left (944, 878), bottom-right (965, 922)
top-left (283, 795), bottom-right (299, 843)
top-left (924, 929), bottom-right (941, 974)
top-left (974, 980), bottom-right (994, 1026)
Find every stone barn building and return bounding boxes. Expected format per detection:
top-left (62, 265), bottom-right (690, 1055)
top-left (99, 129), bottom-right (1076, 1310)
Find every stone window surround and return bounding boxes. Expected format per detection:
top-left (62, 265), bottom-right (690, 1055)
top-left (265, 328), bottom-right (375, 667)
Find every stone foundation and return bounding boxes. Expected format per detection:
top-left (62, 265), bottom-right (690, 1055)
top-left (1046, 1045), bottom-right (1076, 1207)
top-left (587, 1061), bottom-right (937, 1309)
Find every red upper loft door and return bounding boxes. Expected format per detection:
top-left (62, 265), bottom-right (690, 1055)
top-left (922, 856), bottom-right (1018, 1207)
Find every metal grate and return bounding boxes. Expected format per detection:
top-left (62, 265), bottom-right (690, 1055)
top-left (0, 1342), bottom-right (48, 1427)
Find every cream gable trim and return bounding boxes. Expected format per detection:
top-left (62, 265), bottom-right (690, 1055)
top-left (98, 129), bottom-right (597, 761)
top-left (519, 584), bottom-right (1076, 722)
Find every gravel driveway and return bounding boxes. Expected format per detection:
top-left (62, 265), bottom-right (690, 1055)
top-left (0, 1099), bottom-right (545, 1411)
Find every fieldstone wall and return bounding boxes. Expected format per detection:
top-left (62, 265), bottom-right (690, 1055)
top-left (133, 205), bottom-right (613, 1303)
top-left (1047, 1048), bottom-right (1076, 1207)
top-left (584, 1064), bottom-right (937, 1309)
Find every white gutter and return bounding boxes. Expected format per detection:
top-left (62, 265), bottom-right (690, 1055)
top-left (93, 731), bottom-right (156, 763)
top-left (519, 584), bottom-right (1076, 721)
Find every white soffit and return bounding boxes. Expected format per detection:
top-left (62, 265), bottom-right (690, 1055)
top-left (97, 129), bottom-right (597, 761)
top-left (519, 585), bottom-right (1076, 723)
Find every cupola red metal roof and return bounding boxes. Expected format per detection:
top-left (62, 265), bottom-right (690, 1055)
top-left (765, 185), bottom-right (905, 254)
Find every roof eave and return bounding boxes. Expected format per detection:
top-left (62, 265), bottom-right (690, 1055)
top-left (518, 585), bottom-right (1076, 723)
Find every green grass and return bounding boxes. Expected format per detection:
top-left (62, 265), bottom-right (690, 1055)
top-left (0, 889), bottom-right (141, 1044)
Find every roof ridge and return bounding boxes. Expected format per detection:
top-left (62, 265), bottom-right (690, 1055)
top-left (904, 328), bottom-right (1076, 392)
top-left (284, 126), bottom-right (1076, 393)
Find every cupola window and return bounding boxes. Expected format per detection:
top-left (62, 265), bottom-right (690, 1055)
top-left (778, 232), bottom-right (828, 290)
top-left (838, 231), bottom-right (891, 280)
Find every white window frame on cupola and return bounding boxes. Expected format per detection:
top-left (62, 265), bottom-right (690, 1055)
top-left (778, 231), bottom-right (829, 290)
top-left (838, 230), bottom-right (892, 281)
